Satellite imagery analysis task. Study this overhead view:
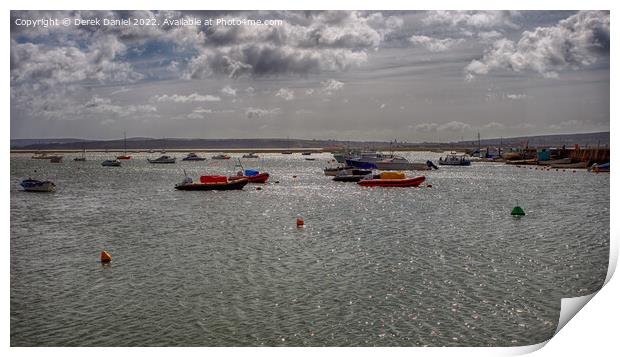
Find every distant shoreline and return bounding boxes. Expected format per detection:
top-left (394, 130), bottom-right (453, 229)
top-left (10, 147), bottom-right (450, 154)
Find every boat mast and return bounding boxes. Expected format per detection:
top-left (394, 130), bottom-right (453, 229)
top-left (123, 130), bottom-right (127, 154)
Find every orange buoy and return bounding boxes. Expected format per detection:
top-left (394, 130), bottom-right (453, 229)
top-left (100, 250), bottom-right (112, 263)
top-left (296, 217), bottom-right (304, 227)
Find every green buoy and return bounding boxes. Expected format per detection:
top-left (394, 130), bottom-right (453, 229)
top-left (511, 206), bottom-right (525, 216)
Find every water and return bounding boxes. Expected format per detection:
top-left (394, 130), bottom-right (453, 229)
top-left (10, 152), bottom-right (609, 346)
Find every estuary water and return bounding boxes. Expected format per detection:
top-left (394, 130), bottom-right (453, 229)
top-left (10, 152), bottom-right (609, 346)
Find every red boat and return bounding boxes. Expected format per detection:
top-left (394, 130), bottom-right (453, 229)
top-left (357, 174), bottom-right (425, 187)
top-left (229, 170), bottom-right (270, 183)
top-left (116, 155), bottom-right (131, 160)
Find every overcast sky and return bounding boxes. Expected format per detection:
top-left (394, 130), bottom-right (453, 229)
top-left (10, 10), bottom-right (610, 142)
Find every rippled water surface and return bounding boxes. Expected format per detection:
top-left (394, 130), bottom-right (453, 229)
top-left (10, 152), bottom-right (609, 346)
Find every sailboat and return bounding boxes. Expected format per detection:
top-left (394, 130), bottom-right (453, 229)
top-left (74, 148), bottom-right (87, 161)
top-left (116, 131), bottom-right (131, 160)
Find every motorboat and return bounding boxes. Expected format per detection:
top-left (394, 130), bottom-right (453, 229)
top-left (332, 168), bottom-right (373, 182)
top-left (182, 153), bottom-right (207, 161)
top-left (589, 162), bottom-right (609, 173)
top-left (101, 159), bottom-right (121, 166)
top-left (357, 172), bottom-right (426, 187)
top-left (212, 154), bottom-right (231, 160)
top-left (438, 153), bottom-right (471, 166)
top-left (374, 156), bottom-right (437, 171)
top-left (242, 153), bottom-right (259, 158)
top-left (229, 169), bottom-right (270, 183)
top-left (175, 175), bottom-right (248, 191)
top-left (281, 151), bottom-right (293, 154)
top-left (49, 155), bottom-right (63, 163)
top-left (32, 152), bottom-right (52, 159)
top-left (148, 155), bottom-right (176, 164)
top-left (301, 152), bottom-right (312, 156)
top-left (345, 152), bottom-right (393, 169)
top-left (324, 165), bottom-right (354, 176)
top-left (20, 178), bottom-right (56, 192)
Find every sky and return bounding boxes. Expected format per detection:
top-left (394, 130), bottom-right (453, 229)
top-left (9, 10), bottom-right (610, 142)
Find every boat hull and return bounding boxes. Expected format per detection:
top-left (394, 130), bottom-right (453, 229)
top-left (333, 175), bottom-right (366, 182)
top-left (20, 180), bottom-right (56, 192)
top-left (175, 178), bottom-right (248, 191)
top-left (345, 159), bottom-right (377, 169)
top-left (357, 176), bottom-right (426, 187)
top-left (148, 159), bottom-right (176, 164)
top-left (182, 157), bottom-right (207, 161)
top-left (549, 161), bottom-right (589, 169)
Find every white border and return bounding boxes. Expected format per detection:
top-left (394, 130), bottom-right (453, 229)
top-left (4, 1), bottom-right (617, 356)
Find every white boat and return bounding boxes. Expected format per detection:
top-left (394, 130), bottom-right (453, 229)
top-left (438, 153), bottom-right (471, 166)
top-left (374, 156), bottom-right (433, 171)
top-left (101, 159), bottom-right (121, 166)
top-left (148, 155), bottom-right (176, 164)
top-left (20, 179), bottom-right (56, 192)
top-left (32, 152), bottom-right (52, 159)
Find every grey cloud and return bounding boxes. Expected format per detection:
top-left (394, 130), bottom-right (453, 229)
top-left (466, 11), bottom-right (609, 78)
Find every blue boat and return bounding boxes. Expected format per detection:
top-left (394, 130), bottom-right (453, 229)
top-left (20, 179), bottom-right (56, 192)
top-left (345, 159), bottom-right (377, 169)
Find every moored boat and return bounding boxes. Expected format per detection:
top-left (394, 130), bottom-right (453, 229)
top-left (281, 151), bottom-right (293, 154)
top-left (301, 152), bottom-right (312, 156)
top-left (175, 175), bottom-right (248, 191)
top-left (374, 156), bottom-right (436, 171)
top-left (332, 168), bottom-right (373, 182)
top-left (49, 155), bottom-right (63, 163)
top-left (324, 165), bottom-right (354, 176)
top-left (148, 155), bottom-right (176, 164)
top-left (229, 169), bottom-right (270, 183)
top-left (20, 178), bottom-right (56, 192)
top-left (182, 153), bottom-right (207, 161)
top-left (212, 154), bottom-right (231, 160)
top-left (357, 172), bottom-right (426, 187)
top-left (242, 152), bottom-right (259, 158)
top-left (438, 153), bottom-right (471, 166)
top-left (589, 162), bottom-right (610, 173)
top-left (32, 152), bottom-right (53, 159)
top-left (101, 159), bottom-right (121, 166)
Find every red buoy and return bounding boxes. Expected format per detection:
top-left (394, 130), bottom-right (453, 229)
top-left (100, 250), bottom-right (112, 263)
top-left (426, 184), bottom-right (433, 188)
top-left (292, 175), bottom-right (297, 178)
top-left (296, 217), bottom-right (304, 227)
top-left (256, 187), bottom-right (262, 191)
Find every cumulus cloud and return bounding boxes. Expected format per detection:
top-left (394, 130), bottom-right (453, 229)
top-left (409, 35), bottom-right (464, 52)
top-left (184, 11), bottom-right (398, 79)
top-left (437, 121), bottom-right (471, 132)
top-left (423, 11), bottom-right (519, 29)
top-left (465, 11), bottom-right (609, 78)
top-left (414, 123), bottom-right (439, 132)
top-left (221, 85), bottom-right (237, 97)
top-left (245, 107), bottom-right (281, 119)
top-left (151, 93), bottom-right (221, 103)
top-left (321, 79), bottom-right (344, 94)
top-left (483, 122), bottom-right (505, 129)
top-left (275, 88), bottom-right (295, 101)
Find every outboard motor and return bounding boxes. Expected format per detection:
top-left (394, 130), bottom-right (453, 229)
top-left (426, 160), bottom-right (439, 170)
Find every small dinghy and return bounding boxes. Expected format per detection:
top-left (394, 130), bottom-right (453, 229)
top-left (357, 172), bottom-right (425, 187)
top-left (182, 153), bottom-right (207, 161)
top-left (20, 179), bottom-right (56, 192)
top-left (175, 175), bottom-right (248, 191)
